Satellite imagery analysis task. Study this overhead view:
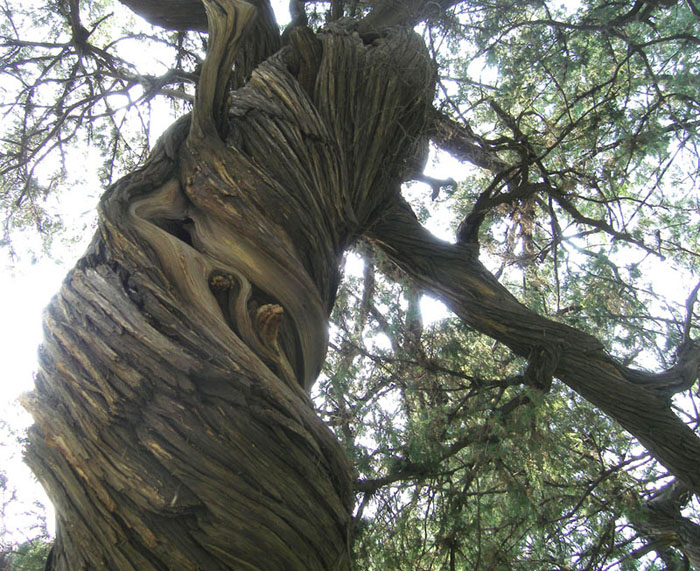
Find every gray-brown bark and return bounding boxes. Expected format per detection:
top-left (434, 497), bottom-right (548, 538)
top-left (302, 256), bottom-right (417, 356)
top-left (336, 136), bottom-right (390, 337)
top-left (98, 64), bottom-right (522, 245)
top-left (118, 0), bottom-right (208, 30)
top-left (23, 1), bottom-right (435, 568)
top-left (633, 483), bottom-right (700, 568)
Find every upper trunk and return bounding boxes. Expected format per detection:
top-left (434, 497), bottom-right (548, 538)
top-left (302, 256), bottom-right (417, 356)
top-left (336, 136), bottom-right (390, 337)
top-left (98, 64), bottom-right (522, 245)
top-left (23, 3), bottom-right (435, 568)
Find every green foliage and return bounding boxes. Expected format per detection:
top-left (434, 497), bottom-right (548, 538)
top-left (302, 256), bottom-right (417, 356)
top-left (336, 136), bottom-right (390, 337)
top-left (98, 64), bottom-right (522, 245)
top-left (1, 539), bottom-right (53, 571)
top-left (315, 1), bottom-right (700, 565)
top-left (0, 0), bottom-right (198, 257)
top-left (320, 242), bottom-right (694, 568)
top-left (426, 0), bottom-right (700, 371)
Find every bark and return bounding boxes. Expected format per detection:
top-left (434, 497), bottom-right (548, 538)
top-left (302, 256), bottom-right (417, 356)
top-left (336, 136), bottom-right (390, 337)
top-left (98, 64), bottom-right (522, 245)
top-left (118, 0), bottom-right (209, 30)
top-left (116, 0), bottom-right (282, 90)
top-left (22, 0), bottom-right (700, 566)
top-left (632, 483), bottom-right (700, 569)
top-left (357, 0), bottom-right (463, 36)
top-left (368, 197), bottom-right (700, 495)
top-left (23, 2), bottom-right (435, 569)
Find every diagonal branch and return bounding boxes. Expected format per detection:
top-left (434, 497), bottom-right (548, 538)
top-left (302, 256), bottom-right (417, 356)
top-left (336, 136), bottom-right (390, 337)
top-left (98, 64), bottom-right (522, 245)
top-left (683, 279), bottom-right (700, 343)
top-left (631, 481), bottom-right (700, 567)
top-left (117, 0), bottom-right (209, 31)
top-left (367, 196), bottom-right (700, 495)
top-left (428, 108), bottom-right (511, 174)
top-left (357, 0), bottom-right (462, 37)
top-left (115, 0), bottom-right (281, 86)
top-left (430, 108), bottom-right (666, 256)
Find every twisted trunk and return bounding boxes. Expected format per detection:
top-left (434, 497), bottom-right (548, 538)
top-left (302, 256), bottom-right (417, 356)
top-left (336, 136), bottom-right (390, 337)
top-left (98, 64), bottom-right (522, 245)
top-left (22, 1), bottom-right (699, 567)
top-left (23, 2), bottom-right (435, 568)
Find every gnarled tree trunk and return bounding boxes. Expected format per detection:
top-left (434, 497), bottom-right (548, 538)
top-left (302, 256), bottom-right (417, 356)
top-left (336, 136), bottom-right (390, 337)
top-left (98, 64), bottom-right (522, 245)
top-left (22, 2), bottom-right (435, 568)
top-left (21, 0), bottom-right (700, 567)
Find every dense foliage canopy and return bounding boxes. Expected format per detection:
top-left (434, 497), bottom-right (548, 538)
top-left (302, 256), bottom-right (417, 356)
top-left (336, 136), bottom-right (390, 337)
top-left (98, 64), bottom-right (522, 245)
top-left (2, 0), bottom-right (699, 568)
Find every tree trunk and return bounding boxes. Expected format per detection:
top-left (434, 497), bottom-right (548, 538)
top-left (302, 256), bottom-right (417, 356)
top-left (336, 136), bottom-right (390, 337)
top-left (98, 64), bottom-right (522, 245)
top-left (22, 2), bottom-right (435, 568)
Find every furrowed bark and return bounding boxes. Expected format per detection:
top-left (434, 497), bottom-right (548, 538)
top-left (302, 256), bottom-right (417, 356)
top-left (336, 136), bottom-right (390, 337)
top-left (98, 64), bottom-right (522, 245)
top-left (368, 197), bottom-right (700, 495)
top-left (23, 4), bottom-right (435, 568)
top-left (632, 483), bottom-right (700, 568)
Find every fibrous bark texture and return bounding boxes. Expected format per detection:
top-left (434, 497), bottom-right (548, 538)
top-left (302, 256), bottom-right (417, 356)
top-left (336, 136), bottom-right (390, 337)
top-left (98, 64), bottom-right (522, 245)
top-left (23, 2), bottom-right (435, 568)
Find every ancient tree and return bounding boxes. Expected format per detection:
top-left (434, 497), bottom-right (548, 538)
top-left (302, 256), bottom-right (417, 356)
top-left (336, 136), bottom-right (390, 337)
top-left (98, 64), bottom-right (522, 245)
top-left (2, 0), bottom-right (699, 567)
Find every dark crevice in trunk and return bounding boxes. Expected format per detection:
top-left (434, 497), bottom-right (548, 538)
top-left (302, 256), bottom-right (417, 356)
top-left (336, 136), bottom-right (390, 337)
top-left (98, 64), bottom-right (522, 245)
top-left (151, 217), bottom-right (195, 246)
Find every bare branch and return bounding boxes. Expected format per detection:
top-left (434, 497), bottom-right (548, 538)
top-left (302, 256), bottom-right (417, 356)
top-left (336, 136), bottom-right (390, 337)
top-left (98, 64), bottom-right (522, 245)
top-left (428, 108), bottom-right (510, 174)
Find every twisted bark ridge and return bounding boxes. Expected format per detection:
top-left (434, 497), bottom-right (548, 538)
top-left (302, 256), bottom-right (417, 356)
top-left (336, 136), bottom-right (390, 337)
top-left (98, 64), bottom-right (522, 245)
top-left (633, 483), bottom-right (700, 568)
top-left (23, 2), bottom-right (435, 569)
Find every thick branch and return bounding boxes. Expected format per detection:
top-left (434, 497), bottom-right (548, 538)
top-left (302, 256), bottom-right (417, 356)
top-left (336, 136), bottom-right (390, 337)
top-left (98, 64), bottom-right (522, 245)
top-left (357, 0), bottom-right (462, 37)
top-left (633, 482), bottom-right (700, 568)
top-left (118, 0), bottom-right (209, 31)
top-left (115, 0), bottom-right (280, 89)
top-left (355, 462), bottom-right (433, 494)
top-left (428, 109), bottom-right (510, 174)
top-left (367, 196), bottom-right (700, 495)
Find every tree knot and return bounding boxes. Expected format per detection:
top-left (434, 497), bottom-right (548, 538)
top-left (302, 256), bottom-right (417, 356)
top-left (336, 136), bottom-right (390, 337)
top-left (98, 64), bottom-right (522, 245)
top-left (254, 303), bottom-right (284, 348)
top-left (209, 272), bottom-right (234, 292)
top-left (524, 345), bottom-right (561, 392)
